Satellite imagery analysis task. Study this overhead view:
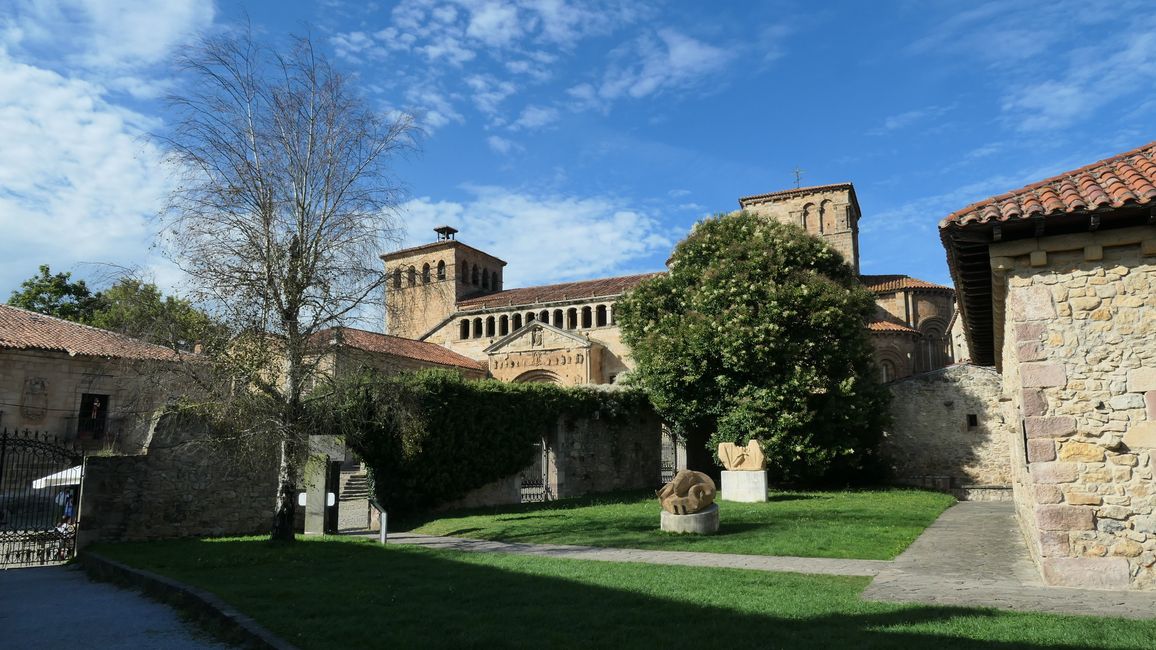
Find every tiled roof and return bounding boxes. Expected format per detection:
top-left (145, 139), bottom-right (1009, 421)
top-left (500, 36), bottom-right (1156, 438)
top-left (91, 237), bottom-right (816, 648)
top-left (456, 273), bottom-right (662, 309)
top-left (738, 183), bottom-right (854, 206)
top-left (867, 315), bottom-right (919, 334)
top-left (860, 274), bottom-right (953, 293)
top-left (0, 304), bottom-right (179, 360)
top-left (942, 141), bottom-right (1156, 227)
top-left (317, 327), bottom-right (485, 371)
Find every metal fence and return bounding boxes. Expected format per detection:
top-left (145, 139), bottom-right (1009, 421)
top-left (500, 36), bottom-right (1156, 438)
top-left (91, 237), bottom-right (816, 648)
top-left (0, 429), bottom-right (84, 568)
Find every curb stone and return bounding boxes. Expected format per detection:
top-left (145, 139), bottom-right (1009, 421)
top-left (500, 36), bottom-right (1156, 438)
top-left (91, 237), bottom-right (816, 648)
top-left (81, 552), bottom-right (298, 650)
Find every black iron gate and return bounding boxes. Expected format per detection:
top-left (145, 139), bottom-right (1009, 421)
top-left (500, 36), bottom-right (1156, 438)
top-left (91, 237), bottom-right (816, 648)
top-left (0, 429), bottom-right (84, 568)
top-left (519, 438), bottom-right (550, 503)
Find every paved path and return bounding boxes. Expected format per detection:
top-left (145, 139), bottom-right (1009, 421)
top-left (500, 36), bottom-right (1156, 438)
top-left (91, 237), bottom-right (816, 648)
top-left (377, 502), bottom-right (1156, 619)
top-left (0, 564), bottom-right (235, 649)
top-left (383, 532), bottom-right (889, 576)
top-left (861, 501), bottom-right (1156, 619)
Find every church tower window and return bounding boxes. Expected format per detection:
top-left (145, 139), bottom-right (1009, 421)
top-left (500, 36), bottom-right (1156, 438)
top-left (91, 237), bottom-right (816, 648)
top-left (422, 263), bottom-right (431, 284)
top-left (471, 265), bottom-right (480, 286)
top-left (392, 268), bottom-right (402, 288)
top-left (482, 268), bottom-right (490, 290)
top-left (407, 266), bottom-right (416, 287)
top-left (437, 260), bottom-right (446, 280)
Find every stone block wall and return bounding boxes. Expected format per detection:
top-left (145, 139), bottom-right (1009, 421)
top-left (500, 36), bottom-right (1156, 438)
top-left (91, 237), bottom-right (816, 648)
top-left (995, 227), bottom-right (1156, 590)
top-left (882, 364), bottom-right (1013, 496)
top-left (548, 407), bottom-right (663, 499)
top-left (79, 413), bottom-right (278, 543)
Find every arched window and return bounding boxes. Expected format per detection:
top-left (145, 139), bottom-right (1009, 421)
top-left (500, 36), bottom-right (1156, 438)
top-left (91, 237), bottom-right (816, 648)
top-left (482, 268), bottom-right (490, 290)
top-left (472, 317), bottom-right (483, 338)
top-left (821, 199), bottom-right (836, 234)
top-left (538, 309), bottom-right (549, 323)
top-left (881, 360), bottom-right (896, 383)
top-left (512, 314), bottom-right (523, 330)
top-left (460, 261), bottom-right (468, 283)
top-left (422, 263), bottom-right (431, 284)
top-left (916, 319), bottom-right (949, 373)
top-left (802, 203), bottom-right (819, 235)
top-left (526, 312), bottom-right (535, 322)
top-left (492, 270), bottom-right (501, 290)
top-left (552, 309), bottom-right (564, 328)
top-left (581, 306), bottom-right (592, 328)
top-left (595, 305), bottom-right (607, 327)
top-left (499, 315), bottom-right (509, 336)
top-left (392, 268), bottom-right (402, 288)
top-left (437, 260), bottom-right (446, 280)
top-left (407, 266), bottom-right (416, 287)
top-left (471, 265), bottom-right (480, 286)
top-left (567, 308), bottom-right (578, 329)
top-left (459, 319), bottom-right (470, 340)
top-left (485, 316), bottom-right (495, 337)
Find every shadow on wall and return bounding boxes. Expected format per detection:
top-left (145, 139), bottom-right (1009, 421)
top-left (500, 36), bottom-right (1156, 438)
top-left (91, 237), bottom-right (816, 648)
top-left (881, 364), bottom-right (1016, 499)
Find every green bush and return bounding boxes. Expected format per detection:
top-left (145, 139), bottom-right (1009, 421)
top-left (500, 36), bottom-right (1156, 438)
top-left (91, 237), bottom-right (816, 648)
top-left (616, 212), bottom-right (890, 484)
top-left (314, 369), bottom-right (650, 515)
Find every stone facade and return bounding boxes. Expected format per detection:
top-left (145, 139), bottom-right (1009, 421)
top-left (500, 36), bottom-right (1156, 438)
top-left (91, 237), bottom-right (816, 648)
top-left (883, 364), bottom-right (1013, 497)
top-left (79, 413), bottom-right (279, 543)
top-left (993, 227), bottom-right (1156, 590)
top-left (739, 183), bottom-right (861, 274)
top-left (0, 349), bottom-right (166, 452)
top-left (546, 407), bottom-right (663, 499)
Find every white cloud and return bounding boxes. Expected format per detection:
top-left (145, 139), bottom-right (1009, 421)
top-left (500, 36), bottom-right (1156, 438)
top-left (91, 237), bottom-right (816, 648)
top-left (867, 104), bottom-right (954, 135)
top-left (397, 186), bottom-right (673, 287)
top-left (465, 73), bottom-right (518, 118)
top-left (0, 52), bottom-right (172, 296)
top-left (510, 104), bottom-right (559, 130)
top-left (465, 1), bottom-right (523, 47)
top-left (576, 28), bottom-right (733, 108)
top-left (404, 85), bottom-right (465, 130)
top-left (1, 0), bottom-right (214, 72)
top-left (486, 135), bottom-right (521, 154)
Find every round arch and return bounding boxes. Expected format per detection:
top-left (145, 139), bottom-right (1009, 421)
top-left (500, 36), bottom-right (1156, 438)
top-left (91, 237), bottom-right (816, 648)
top-left (513, 370), bottom-right (562, 384)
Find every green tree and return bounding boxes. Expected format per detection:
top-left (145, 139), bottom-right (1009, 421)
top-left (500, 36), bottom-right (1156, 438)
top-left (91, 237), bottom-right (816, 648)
top-left (88, 278), bottom-right (216, 352)
top-left (7, 264), bottom-right (105, 322)
top-left (616, 212), bottom-right (889, 483)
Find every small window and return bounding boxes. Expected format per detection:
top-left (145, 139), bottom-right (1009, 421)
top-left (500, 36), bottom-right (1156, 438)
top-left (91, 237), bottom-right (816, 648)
top-left (78, 393), bottom-right (109, 439)
top-left (595, 305), bottom-right (607, 327)
top-left (482, 268), bottom-right (490, 290)
top-left (526, 312), bottom-right (535, 322)
top-left (539, 310), bottom-right (549, 323)
top-left (499, 315), bottom-right (509, 336)
top-left (567, 308), bottom-right (578, 329)
top-left (967, 414), bottom-right (979, 429)
top-left (486, 316), bottom-right (495, 337)
top-left (459, 319), bottom-right (470, 340)
top-left (407, 266), bottom-right (416, 287)
top-left (422, 263), bottom-right (431, 284)
top-left (471, 265), bottom-right (480, 286)
top-left (512, 314), bottom-right (523, 329)
top-left (473, 318), bottom-right (483, 338)
top-left (553, 309), bottom-right (564, 328)
top-left (437, 260), bottom-right (446, 280)
top-left (392, 268), bottom-right (402, 289)
top-left (581, 306), bottom-right (592, 328)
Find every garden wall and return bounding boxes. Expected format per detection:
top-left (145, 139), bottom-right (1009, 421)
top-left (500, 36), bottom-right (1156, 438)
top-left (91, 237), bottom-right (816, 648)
top-left (547, 408), bottom-right (663, 499)
top-left (79, 413), bottom-right (278, 544)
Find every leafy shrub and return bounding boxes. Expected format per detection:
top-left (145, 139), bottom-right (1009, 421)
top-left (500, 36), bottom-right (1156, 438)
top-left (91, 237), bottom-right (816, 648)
top-left (314, 369), bottom-right (650, 515)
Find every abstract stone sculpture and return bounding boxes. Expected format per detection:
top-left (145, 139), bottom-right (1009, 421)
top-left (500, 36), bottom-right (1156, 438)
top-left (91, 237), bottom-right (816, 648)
top-left (718, 440), bottom-right (766, 471)
top-left (657, 470), bottom-right (716, 515)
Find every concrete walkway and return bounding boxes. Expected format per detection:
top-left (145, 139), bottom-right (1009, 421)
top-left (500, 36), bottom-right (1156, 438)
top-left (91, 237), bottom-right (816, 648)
top-left (377, 501), bottom-right (1156, 619)
top-left (0, 564), bottom-right (235, 649)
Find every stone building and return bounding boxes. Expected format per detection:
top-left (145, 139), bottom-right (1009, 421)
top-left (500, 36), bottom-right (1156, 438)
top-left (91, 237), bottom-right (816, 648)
top-left (941, 141), bottom-right (1156, 590)
top-left (384, 185), bottom-right (956, 385)
top-left (0, 304), bottom-right (178, 452)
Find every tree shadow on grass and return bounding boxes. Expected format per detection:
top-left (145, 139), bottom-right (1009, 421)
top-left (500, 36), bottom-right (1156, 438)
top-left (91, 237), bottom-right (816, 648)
top-left (95, 538), bottom-right (1155, 650)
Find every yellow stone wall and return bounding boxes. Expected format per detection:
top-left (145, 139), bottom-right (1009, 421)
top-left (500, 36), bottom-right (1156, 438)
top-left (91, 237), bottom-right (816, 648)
top-left (383, 241), bottom-right (506, 339)
top-left (994, 225), bottom-right (1156, 590)
top-left (740, 186), bottom-right (861, 274)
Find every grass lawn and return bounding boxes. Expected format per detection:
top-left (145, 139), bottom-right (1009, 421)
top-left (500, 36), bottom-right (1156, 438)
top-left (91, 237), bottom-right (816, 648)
top-left (93, 536), bottom-right (1156, 649)
top-left (402, 488), bottom-right (956, 560)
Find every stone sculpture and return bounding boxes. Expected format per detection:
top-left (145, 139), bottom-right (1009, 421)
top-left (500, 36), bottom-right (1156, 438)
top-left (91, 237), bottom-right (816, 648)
top-left (656, 470), bottom-right (716, 515)
top-left (718, 440), bottom-right (766, 471)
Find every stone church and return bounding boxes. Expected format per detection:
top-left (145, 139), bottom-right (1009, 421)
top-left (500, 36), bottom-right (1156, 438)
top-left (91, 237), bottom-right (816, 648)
top-left (382, 183), bottom-right (957, 383)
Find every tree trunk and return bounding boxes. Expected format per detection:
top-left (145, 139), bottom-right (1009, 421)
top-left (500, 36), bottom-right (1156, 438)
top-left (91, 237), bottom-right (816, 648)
top-left (270, 436), bottom-right (298, 541)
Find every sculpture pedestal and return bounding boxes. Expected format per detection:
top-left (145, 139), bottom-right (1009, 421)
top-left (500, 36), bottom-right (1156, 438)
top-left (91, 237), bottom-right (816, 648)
top-left (660, 503), bottom-right (719, 534)
top-left (720, 470), bottom-right (768, 502)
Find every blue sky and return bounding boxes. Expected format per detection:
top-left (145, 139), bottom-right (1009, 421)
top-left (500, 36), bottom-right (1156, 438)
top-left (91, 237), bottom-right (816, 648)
top-left (3, 0), bottom-right (1155, 326)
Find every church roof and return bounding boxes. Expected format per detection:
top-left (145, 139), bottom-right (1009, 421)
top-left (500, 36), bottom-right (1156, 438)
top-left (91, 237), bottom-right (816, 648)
top-left (456, 272), bottom-right (662, 309)
top-left (941, 141), bottom-right (1156, 228)
top-left (866, 314), bottom-right (919, 335)
top-left (314, 327), bottom-right (486, 371)
top-left (0, 304), bottom-right (180, 361)
top-left (738, 183), bottom-right (855, 206)
top-left (860, 274), bottom-right (952, 293)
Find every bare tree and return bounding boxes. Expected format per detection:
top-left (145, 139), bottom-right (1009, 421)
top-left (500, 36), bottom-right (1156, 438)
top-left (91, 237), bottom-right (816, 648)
top-left (159, 29), bottom-right (415, 541)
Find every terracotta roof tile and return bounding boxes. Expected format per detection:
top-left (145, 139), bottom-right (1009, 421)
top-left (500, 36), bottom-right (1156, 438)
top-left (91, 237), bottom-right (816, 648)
top-left (0, 304), bottom-right (179, 361)
top-left (867, 315), bottom-right (919, 334)
top-left (456, 273), bottom-right (662, 310)
top-left (738, 183), bottom-right (854, 206)
top-left (942, 141), bottom-right (1156, 227)
top-left (859, 274), bottom-right (953, 293)
top-left (316, 327), bottom-right (485, 371)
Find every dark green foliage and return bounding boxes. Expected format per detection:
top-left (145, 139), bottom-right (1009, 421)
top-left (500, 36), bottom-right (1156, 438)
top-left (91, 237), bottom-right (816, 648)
top-left (8, 264), bottom-right (104, 322)
top-left (314, 370), bottom-right (650, 516)
top-left (616, 212), bottom-right (889, 483)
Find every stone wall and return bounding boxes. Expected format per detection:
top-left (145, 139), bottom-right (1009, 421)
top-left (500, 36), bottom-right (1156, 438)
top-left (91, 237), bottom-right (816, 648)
top-left (79, 413), bottom-right (279, 543)
top-left (882, 364), bottom-right (1013, 498)
top-left (993, 226), bottom-right (1156, 590)
top-left (547, 407), bottom-right (663, 499)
